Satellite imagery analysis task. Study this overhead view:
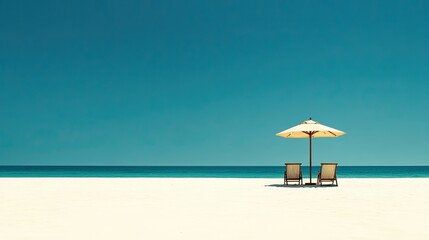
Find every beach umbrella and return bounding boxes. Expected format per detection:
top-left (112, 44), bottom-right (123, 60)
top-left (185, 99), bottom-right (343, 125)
top-left (276, 118), bottom-right (345, 185)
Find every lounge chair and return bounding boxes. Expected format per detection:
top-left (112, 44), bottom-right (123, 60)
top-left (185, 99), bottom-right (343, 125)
top-left (284, 163), bottom-right (303, 185)
top-left (317, 163), bottom-right (338, 186)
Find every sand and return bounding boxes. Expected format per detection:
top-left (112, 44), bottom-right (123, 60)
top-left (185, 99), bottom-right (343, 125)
top-left (1, 178), bottom-right (428, 240)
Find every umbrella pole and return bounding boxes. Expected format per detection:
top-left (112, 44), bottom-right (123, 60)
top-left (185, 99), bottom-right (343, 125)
top-left (305, 133), bottom-right (316, 185)
top-left (309, 134), bottom-right (312, 183)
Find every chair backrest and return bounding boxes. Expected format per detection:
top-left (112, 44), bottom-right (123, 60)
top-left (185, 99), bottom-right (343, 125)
top-left (285, 163), bottom-right (301, 179)
top-left (320, 163), bottom-right (338, 180)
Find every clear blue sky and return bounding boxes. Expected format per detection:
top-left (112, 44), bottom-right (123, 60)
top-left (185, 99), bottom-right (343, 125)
top-left (1, 0), bottom-right (428, 166)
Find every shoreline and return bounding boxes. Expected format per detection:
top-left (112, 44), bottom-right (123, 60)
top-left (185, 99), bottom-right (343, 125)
top-left (2, 166), bottom-right (429, 178)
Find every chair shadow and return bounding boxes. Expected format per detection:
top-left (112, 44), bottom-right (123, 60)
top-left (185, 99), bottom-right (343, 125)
top-left (265, 183), bottom-right (338, 188)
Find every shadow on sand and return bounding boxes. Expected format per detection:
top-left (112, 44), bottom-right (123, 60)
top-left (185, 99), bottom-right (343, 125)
top-left (265, 184), bottom-right (338, 188)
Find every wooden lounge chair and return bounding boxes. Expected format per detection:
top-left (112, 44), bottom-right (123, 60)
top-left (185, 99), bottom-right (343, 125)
top-left (317, 163), bottom-right (338, 186)
top-left (284, 163), bottom-right (303, 185)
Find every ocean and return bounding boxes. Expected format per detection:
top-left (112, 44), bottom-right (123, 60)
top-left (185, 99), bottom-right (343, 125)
top-left (0, 166), bottom-right (429, 178)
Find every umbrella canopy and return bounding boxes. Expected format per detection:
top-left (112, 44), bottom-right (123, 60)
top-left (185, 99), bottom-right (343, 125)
top-left (276, 118), bottom-right (345, 184)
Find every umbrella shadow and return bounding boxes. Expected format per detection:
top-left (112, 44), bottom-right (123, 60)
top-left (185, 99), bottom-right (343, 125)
top-left (265, 183), bottom-right (338, 188)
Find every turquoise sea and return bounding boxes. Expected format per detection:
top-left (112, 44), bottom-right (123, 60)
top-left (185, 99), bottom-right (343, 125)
top-left (0, 166), bottom-right (429, 178)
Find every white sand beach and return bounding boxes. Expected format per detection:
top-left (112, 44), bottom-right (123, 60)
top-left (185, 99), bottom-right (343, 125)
top-left (1, 178), bottom-right (428, 240)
